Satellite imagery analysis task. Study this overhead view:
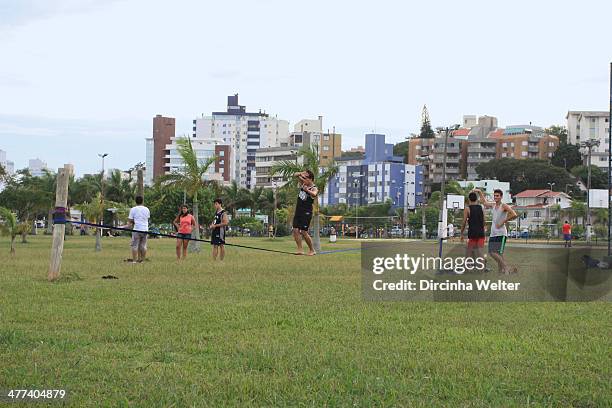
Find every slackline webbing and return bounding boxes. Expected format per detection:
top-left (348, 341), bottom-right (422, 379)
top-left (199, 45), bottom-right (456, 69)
top-left (68, 220), bottom-right (298, 255)
top-left (67, 221), bottom-right (422, 256)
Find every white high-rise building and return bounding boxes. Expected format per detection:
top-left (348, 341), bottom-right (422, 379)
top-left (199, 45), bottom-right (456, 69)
top-left (566, 111), bottom-right (611, 168)
top-left (145, 138), bottom-right (154, 186)
top-left (163, 137), bottom-right (227, 183)
top-left (462, 115), bottom-right (477, 128)
top-left (0, 150), bottom-right (15, 175)
top-left (294, 117), bottom-right (322, 133)
top-left (28, 158), bottom-right (48, 177)
top-left (193, 94), bottom-right (289, 189)
top-left (255, 146), bottom-right (301, 188)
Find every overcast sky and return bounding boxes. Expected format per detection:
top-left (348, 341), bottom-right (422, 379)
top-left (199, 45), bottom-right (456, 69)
top-left (0, 0), bottom-right (610, 175)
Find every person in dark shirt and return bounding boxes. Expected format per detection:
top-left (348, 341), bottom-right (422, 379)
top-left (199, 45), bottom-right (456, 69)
top-left (209, 198), bottom-right (229, 261)
top-left (292, 170), bottom-right (318, 256)
top-left (461, 191), bottom-right (487, 272)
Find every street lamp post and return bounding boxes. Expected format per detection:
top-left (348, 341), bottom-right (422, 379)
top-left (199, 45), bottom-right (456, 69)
top-left (272, 179), bottom-right (278, 238)
top-left (581, 140), bottom-right (600, 243)
top-left (98, 153), bottom-right (109, 196)
top-left (97, 153), bottom-right (108, 249)
top-left (436, 125), bottom-right (459, 259)
top-left (416, 155), bottom-right (431, 240)
top-left (547, 182), bottom-right (555, 225)
top-left (396, 189), bottom-right (402, 235)
top-left (353, 175), bottom-right (364, 240)
top-left (608, 62), bottom-right (612, 257)
top-left (418, 202), bottom-right (427, 240)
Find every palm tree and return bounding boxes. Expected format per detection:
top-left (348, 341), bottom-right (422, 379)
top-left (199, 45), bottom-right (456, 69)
top-left (76, 193), bottom-right (106, 252)
top-left (259, 188), bottom-right (279, 235)
top-left (569, 200), bottom-right (586, 226)
top-left (594, 208), bottom-right (608, 226)
top-left (222, 181), bottom-right (251, 218)
top-left (70, 173), bottom-right (103, 205)
top-left (106, 169), bottom-right (135, 204)
top-left (0, 207), bottom-right (18, 255)
top-left (158, 137), bottom-right (217, 252)
top-left (248, 186), bottom-right (265, 217)
top-left (222, 181), bottom-right (241, 218)
top-left (272, 144), bottom-right (338, 252)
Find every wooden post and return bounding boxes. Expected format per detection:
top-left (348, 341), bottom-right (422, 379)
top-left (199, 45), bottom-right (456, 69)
top-left (48, 166), bottom-right (70, 281)
top-left (137, 169), bottom-right (144, 198)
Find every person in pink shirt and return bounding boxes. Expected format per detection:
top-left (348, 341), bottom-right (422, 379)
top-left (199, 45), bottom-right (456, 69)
top-left (173, 205), bottom-right (195, 261)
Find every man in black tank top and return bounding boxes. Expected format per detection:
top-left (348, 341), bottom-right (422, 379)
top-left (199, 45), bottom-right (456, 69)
top-left (209, 198), bottom-right (229, 261)
top-left (291, 170), bottom-right (318, 256)
top-left (461, 191), bottom-right (487, 272)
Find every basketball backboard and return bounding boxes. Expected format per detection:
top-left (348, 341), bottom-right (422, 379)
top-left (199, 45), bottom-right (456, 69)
top-left (446, 194), bottom-right (465, 210)
top-left (588, 189), bottom-right (610, 209)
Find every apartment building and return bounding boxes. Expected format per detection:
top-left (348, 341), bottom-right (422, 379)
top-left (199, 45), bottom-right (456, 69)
top-left (323, 134), bottom-right (423, 210)
top-left (431, 137), bottom-right (464, 183)
top-left (193, 94), bottom-right (289, 189)
top-left (254, 146), bottom-right (300, 188)
top-left (28, 158), bottom-right (48, 177)
top-left (465, 137), bottom-right (497, 179)
top-left (566, 110), bottom-right (610, 168)
top-left (0, 150), bottom-right (15, 175)
top-left (497, 132), bottom-right (559, 160)
top-left (145, 115), bottom-right (175, 185)
top-left (291, 117), bottom-right (342, 166)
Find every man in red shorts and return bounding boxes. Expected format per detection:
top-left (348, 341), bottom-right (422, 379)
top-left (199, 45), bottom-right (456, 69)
top-left (461, 191), bottom-right (487, 272)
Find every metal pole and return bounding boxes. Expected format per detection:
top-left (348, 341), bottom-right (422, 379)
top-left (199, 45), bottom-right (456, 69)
top-left (137, 168), bottom-right (144, 198)
top-left (438, 128), bottom-right (449, 258)
top-left (421, 204), bottom-right (426, 240)
top-left (98, 153), bottom-right (108, 247)
top-left (355, 179), bottom-right (359, 240)
top-left (273, 181), bottom-right (277, 238)
top-left (587, 145), bottom-right (592, 243)
top-left (608, 61), bottom-right (612, 256)
top-left (403, 182), bottom-right (408, 237)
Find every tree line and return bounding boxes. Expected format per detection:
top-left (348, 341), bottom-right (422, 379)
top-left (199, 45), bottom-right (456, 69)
top-left (0, 138), bottom-right (339, 253)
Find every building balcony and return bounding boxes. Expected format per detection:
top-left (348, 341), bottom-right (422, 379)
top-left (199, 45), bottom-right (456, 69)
top-left (433, 156), bottom-right (460, 164)
top-left (433, 167), bottom-right (460, 174)
top-left (467, 155), bottom-right (496, 162)
top-left (468, 146), bottom-right (497, 153)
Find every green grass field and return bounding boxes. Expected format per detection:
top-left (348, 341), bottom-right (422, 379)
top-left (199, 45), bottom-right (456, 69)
top-left (1, 235), bottom-right (611, 407)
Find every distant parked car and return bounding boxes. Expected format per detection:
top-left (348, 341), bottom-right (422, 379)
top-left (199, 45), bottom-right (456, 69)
top-left (148, 226), bottom-right (161, 239)
top-left (520, 230), bottom-right (529, 239)
top-left (389, 227), bottom-right (403, 237)
top-left (35, 220), bottom-right (45, 229)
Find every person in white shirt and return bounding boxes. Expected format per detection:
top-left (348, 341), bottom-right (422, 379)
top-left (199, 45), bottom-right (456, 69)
top-left (447, 223), bottom-right (455, 242)
top-left (127, 195), bottom-right (150, 263)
